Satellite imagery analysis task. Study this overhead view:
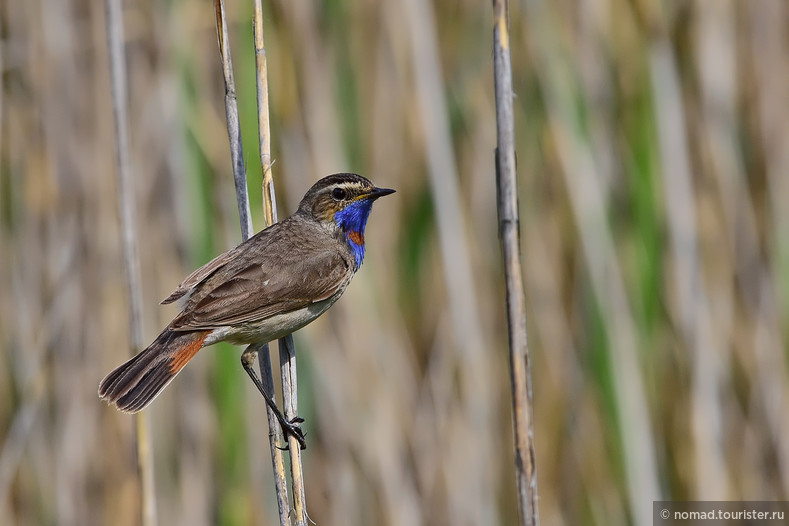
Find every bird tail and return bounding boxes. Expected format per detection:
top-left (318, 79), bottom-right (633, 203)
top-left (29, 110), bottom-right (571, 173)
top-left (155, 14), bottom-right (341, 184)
top-left (98, 328), bottom-right (210, 413)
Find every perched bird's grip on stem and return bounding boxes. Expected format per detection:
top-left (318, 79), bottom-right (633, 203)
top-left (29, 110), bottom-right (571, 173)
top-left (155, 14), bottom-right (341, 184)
top-left (240, 346), bottom-right (306, 450)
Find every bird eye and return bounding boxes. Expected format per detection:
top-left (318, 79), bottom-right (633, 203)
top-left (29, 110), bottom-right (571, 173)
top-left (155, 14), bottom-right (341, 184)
top-left (332, 187), bottom-right (347, 200)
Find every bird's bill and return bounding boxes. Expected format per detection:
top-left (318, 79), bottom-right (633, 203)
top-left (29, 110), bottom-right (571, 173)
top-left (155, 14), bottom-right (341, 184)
top-left (364, 187), bottom-right (396, 200)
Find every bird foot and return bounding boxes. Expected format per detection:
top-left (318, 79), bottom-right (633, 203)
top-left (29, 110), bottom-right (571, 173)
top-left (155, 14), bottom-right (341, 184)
top-left (277, 416), bottom-right (307, 450)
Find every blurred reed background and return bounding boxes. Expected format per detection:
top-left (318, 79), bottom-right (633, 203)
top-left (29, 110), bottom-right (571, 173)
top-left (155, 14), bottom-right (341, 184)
top-left (1, 0), bottom-right (788, 525)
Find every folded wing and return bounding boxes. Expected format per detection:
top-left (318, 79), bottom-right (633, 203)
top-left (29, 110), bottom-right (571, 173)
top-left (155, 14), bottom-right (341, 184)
top-left (161, 244), bottom-right (246, 304)
top-left (169, 219), bottom-right (351, 330)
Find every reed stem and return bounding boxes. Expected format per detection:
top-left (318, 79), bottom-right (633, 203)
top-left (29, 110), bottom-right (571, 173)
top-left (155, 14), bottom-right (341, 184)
top-left (104, 0), bottom-right (157, 523)
top-left (492, 1), bottom-right (539, 524)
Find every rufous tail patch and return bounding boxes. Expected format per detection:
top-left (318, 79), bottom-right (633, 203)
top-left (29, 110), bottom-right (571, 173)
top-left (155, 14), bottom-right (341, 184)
top-left (168, 331), bottom-right (210, 374)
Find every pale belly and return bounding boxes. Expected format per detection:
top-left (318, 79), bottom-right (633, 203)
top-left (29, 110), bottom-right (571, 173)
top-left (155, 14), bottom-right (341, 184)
top-left (202, 292), bottom-right (343, 347)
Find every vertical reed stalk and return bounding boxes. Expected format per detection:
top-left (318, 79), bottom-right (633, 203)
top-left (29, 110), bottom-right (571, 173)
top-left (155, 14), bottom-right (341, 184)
top-left (214, 1), bottom-right (305, 523)
top-left (104, 0), bottom-right (157, 524)
top-left (491, 1), bottom-right (539, 525)
top-left (253, 340), bottom-right (291, 526)
top-left (253, 1), bottom-right (307, 524)
top-left (249, 5), bottom-right (290, 523)
top-left (213, 0), bottom-right (252, 239)
top-left (277, 336), bottom-right (307, 525)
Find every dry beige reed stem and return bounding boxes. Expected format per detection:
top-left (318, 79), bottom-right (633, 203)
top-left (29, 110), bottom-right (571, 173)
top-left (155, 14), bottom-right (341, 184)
top-left (253, 0), bottom-right (308, 523)
top-left (103, 0), bottom-right (157, 523)
top-left (250, 3), bottom-right (292, 520)
top-left (491, 1), bottom-right (539, 524)
top-left (214, 0), bottom-right (307, 524)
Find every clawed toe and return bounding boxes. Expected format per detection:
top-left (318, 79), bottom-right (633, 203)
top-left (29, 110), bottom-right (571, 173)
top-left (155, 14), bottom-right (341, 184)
top-left (241, 356), bottom-right (308, 450)
top-left (280, 416), bottom-right (307, 450)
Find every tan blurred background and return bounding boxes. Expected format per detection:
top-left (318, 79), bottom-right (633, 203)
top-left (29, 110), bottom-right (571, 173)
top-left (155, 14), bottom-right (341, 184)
top-left (1, 0), bottom-right (788, 525)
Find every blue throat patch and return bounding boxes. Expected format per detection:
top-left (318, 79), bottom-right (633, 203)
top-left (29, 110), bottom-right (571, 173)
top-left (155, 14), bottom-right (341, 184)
top-left (334, 199), bottom-right (374, 269)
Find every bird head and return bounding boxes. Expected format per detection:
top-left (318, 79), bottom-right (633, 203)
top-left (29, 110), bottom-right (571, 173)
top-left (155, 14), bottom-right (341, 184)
top-left (298, 173), bottom-right (395, 268)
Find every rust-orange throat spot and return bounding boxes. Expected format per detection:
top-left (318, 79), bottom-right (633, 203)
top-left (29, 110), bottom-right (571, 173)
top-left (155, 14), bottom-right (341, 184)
top-left (348, 230), bottom-right (364, 246)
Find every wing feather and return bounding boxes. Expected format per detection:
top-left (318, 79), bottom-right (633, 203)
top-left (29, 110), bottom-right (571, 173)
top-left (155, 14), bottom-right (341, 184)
top-left (170, 218), bottom-right (351, 330)
top-left (161, 244), bottom-right (245, 304)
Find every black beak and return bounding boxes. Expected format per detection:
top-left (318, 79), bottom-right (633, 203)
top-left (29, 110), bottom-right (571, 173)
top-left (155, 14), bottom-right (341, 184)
top-left (367, 187), bottom-right (396, 200)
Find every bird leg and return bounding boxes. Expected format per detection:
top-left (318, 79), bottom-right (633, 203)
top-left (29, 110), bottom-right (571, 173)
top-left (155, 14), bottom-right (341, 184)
top-left (241, 346), bottom-right (307, 450)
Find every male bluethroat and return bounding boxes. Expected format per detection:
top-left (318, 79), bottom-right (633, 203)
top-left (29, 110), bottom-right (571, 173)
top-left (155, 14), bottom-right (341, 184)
top-left (99, 173), bottom-right (394, 447)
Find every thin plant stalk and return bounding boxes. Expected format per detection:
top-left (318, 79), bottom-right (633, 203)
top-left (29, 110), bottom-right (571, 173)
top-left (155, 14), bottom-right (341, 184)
top-left (251, 1), bottom-right (291, 519)
top-left (214, 1), bottom-right (305, 524)
top-left (253, 340), bottom-right (290, 525)
top-left (213, 0), bottom-right (252, 239)
top-left (253, 1), bottom-right (307, 523)
top-left (104, 0), bottom-right (157, 523)
top-left (491, 1), bottom-right (539, 524)
top-left (277, 337), bottom-right (306, 524)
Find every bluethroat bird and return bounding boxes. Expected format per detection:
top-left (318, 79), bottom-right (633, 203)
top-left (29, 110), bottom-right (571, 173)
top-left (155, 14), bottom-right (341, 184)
top-left (99, 173), bottom-right (394, 448)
